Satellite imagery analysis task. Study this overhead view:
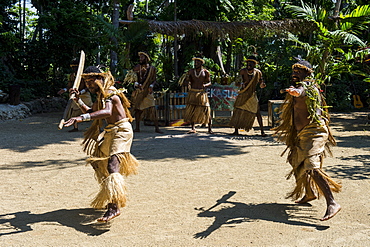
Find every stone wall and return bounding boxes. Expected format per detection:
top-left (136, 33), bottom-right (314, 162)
top-left (0, 97), bottom-right (67, 121)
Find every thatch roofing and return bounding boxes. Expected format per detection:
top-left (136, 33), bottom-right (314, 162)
top-left (120, 19), bottom-right (316, 39)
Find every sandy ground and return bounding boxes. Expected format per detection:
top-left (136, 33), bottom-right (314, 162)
top-left (0, 110), bottom-right (369, 247)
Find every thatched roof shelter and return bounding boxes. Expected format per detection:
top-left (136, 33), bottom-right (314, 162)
top-left (120, 19), bottom-right (316, 39)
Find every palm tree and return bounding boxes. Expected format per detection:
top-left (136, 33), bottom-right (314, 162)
top-left (285, 2), bottom-right (370, 84)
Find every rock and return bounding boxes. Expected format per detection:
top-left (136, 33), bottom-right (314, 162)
top-left (0, 97), bottom-right (67, 121)
top-left (0, 91), bottom-right (9, 103)
top-left (0, 103), bottom-right (31, 121)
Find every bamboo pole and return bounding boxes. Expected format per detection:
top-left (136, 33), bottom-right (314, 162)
top-left (169, 91), bottom-right (173, 121)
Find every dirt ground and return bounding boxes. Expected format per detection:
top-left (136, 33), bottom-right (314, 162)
top-left (0, 110), bottom-right (369, 247)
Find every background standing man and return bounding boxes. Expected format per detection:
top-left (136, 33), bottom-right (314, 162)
top-left (229, 55), bottom-right (266, 136)
top-left (274, 58), bottom-right (341, 221)
top-left (130, 52), bottom-right (162, 133)
top-left (65, 66), bottom-right (139, 222)
top-left (183, 56), bottom-right (213, 134)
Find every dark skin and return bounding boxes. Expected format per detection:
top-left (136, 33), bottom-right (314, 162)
top-left (183, 59), bottom-right (213, 134)
top-left (132, 54), bottom-right (162, 133)
top-left (64, 76), bottom-right (125, 222)
top-left (285, 68), bottom-right (341, 221)
top-left (232, 60), bottom-right (266, 136)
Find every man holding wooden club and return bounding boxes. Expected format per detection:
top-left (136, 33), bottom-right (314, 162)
top-left (64, 66), bottom-right (139, 222)
top-left (130, 51), bottom-right (162, 133)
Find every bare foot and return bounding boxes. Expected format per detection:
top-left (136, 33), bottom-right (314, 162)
top-left (261, 133), bottom-right (267, 137)
top-left (295, 195), bottom-right (317, 204)
top-left (187, 129), bottom-right (196, 134)
top-left (97, 203), bottom-right (121, 222)
top-left (208, 130), bottom-right (214, 134)
top-left (155, 129), bottom-right (163, 134)
top-left (320, 203), bottom-right (341, 221)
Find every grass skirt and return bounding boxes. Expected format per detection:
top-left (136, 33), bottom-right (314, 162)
top-left (287, 168), bottom-right (341, 201)
top-left (86, 119), bottom-right (139, 209)
top-left (88, 153), bottom-right (139, 209)
top-left (229, 108), bottom-right (255, 131)
top-left (184, 89), bottom-right (211, 124)
top-left (91, 173), bottom-right (127, 209)
top-left (285, 122), bottom-right (341, 200)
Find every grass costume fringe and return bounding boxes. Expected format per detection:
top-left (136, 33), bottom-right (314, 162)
top-left (229, 69), bottom-right (262, 131)
top-left (129, 64), bottom-right (159, 123)
top-left (131, 65), bottom-right (157, 111)
top-left (91, 173), bottom-right (127, 209)
top-left (81, 70), bottom-right (139, 209)
top-left (184, 88), bottom-right (211, 124)
top-left (273, 81), bottom-right (341, 201)
top-left (123, 70), bottom-right (138, 86)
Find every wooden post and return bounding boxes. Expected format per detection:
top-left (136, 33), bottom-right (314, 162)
top-left (9, 85), bottom-right (21, 105)
top-left (169, 91), bottom-right (173, 122)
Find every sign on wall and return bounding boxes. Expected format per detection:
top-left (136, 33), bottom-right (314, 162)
top-left (207, 84), bottom-right (238, 111)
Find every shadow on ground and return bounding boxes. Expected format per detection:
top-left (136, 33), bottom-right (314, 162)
top-left (334, 135), bottom-right (370, 150)
top-left (330, 111), bottom-right (370, 132)
top-left (326, 154), bottom-right (370, 180)
top-left (194, 191), bottom-right (329, 239)
top-left (0, 158), bottom-right (85, 171)
top-left (131, 127), bottom-right (280, 161)
top-left (0, 112), bottom-right (85, 153)
top-left (0, 208), bottom-right (111, 236)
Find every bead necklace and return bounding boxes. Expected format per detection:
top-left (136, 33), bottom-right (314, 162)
top-left (139, 64), bottom-right (149, 82)
top-left (194, 68), bottom-right (203, 78)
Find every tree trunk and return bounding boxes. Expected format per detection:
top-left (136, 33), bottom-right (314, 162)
top-left (22, 0), bottom-right (26, 41)
top-left (110, 0), bottom-right (119, 74)
top-left (334, 0), bottom-right (341, 17)
top-left (225, 41), bottom-right (232, 74)
top-left (174, 0), bottom-right (178, 77)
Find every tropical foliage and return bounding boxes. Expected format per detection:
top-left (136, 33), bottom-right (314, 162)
top-left (284, 2), bottom-right (370, 110)
top-left (0, 0), bottom-right (369, 110)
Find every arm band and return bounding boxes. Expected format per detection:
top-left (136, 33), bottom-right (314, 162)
top-left (80, 113), bottom-right (91, 122)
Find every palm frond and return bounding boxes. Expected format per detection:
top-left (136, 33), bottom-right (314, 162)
top-left (339, 5), bottom-right (370, 33)
top-left (124, 21), bottom-right (149, 43)
top-left (284, 1), bottom-right (317, 21)
top-left (330, 30), bottom-right (366, 47)
top-left (219, 0), bottom-right (234, 12)
top-left (94, 15), bottom-right (120, 39)
top-left (317, 22), bottom-right (329, 35)
top-left (341, 5), bottom-right (370, 20)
